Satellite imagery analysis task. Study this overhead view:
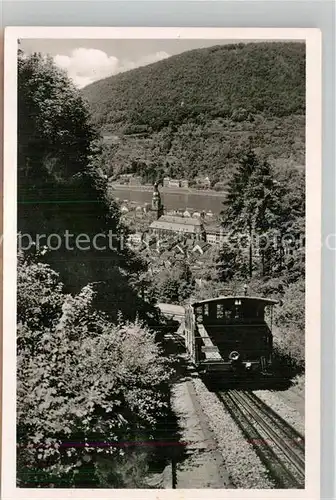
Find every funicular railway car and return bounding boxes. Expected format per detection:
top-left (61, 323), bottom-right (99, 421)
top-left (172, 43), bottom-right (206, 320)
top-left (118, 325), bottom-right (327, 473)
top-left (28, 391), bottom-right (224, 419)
top-left (184, 295), bottom-right (278, 378)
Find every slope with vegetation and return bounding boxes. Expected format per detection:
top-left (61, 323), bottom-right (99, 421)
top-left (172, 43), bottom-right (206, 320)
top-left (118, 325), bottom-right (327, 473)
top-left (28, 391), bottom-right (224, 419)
top-left (17, 255), bottom-right (172, 488)
top-left (17, 48), bottom-right (174, 488)
top-left (83, 42), bottom-right (305, 185)
top-left (18, 48), bottom-right (160, 323)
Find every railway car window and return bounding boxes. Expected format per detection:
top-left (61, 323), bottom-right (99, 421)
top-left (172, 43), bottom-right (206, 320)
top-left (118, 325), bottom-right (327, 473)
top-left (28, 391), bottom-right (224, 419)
top-left (233, 299), bottom-right (242, 319)
top-left (196, 306), bottom-right (203, 323)
top-left (265, 306), bottom-right (273, 325)
top-left (237, 306), bottom-right (244, 319)
top-left (217, 304), bottom-right (224, 319)
top-left (224, 309), bottom-right (232, 320)
top-left (203, 304), bottom-right (209, 317)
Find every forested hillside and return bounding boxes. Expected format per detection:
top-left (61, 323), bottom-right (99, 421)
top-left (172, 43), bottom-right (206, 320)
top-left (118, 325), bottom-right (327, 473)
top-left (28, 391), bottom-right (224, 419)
top-left (17, 49), bottom-right (174, 488)
top-left (83, 42), bottom-right (305, 184)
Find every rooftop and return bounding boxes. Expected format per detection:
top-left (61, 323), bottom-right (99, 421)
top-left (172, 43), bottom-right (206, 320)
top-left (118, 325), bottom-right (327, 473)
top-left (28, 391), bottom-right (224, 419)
top-left (205, 224), bottom-right (225, 234)
top-left (193, 241), bottom-right (212, 252)
top-left (150, 215), bottom-right (203, 232)
top-left (159, 215), bottom-right (202, 226)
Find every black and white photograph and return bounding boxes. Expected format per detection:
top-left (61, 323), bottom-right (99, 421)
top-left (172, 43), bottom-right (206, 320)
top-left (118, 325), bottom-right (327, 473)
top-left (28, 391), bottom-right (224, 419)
top-left (2, 27), bottom-right (322, 499)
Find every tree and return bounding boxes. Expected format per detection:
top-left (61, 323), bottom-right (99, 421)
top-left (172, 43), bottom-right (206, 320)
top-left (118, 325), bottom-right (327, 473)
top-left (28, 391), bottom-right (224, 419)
top-left (155, 261), bottom-right (195, 304)
top-left (241, 159), bottom-right (281, 276)
top-left (222, 149), bottom-right (259, 231)
top-left (17, 49), bottom-right (156, 322)
top-left (273, 279), bottom-right (305, 370)
top-left (221, 151), bottom-right (302, 279)
top-left (192, 245), bottom-right (237, 283)
top-left (18, 51), bottom-right (96, 182)
top-left (18, 50), bottom-right (117, 257)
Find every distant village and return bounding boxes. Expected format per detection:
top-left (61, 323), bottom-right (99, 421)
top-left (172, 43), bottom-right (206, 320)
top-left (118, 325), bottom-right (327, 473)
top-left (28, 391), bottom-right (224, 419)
top-left (118, 183), bottom-right (228, 273)
top-left (117, 182), bottom-right (296, 281)
top-left (116, 173), bottom-right (228, 191)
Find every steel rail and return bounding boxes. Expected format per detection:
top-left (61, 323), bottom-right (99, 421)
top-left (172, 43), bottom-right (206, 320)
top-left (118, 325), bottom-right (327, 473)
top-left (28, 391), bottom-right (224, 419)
top-left (219, 391), bottom-right (299, 488)
top-left (231, 390), bottom-right (305, 482)
top-left (217, 390), bottom-right (305, 488)
top-left (243, 391), bottom-right (305, 452)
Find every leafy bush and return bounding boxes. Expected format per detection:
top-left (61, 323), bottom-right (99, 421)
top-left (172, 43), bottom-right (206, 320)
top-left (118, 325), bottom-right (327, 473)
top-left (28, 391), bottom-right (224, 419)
top-left (273, 279), bottom-right (305, 369)
top-left (17, 257), bottom-right (173, 488)
top-left (153, 261), bottom-right (196, 305)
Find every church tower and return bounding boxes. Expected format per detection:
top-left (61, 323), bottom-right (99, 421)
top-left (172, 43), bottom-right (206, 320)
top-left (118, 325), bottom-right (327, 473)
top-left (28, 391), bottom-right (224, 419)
top-left (151, 182), bottom-right (164, 220)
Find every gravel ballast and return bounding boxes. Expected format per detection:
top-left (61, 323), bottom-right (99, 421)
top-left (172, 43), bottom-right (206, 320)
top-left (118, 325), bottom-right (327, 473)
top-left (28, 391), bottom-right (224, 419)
top-left (171, 380), bottom-right (231, 488)
top-left (191, 376), bottom-right (275, 489)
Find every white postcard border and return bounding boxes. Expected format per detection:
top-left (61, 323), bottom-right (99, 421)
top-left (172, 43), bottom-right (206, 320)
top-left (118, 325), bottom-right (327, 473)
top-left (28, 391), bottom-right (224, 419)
top-left (2, 26), bottom-right (322, 500)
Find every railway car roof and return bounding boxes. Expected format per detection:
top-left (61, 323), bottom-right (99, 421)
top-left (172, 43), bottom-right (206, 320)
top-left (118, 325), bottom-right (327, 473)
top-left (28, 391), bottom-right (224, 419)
top-left (191, 296), bottom-right (278, 307)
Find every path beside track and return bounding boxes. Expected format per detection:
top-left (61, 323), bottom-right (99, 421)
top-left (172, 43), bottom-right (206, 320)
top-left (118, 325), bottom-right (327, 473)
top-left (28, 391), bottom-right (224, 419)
top-left (170, 378), bottom-right (232, 488)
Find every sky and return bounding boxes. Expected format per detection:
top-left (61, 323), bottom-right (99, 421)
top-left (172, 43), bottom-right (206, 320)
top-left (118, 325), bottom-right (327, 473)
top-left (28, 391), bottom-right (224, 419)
top-left (21, 38), bottom-right (263, 89)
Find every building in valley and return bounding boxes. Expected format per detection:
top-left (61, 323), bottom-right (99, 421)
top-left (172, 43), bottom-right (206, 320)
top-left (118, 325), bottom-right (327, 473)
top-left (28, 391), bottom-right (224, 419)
top-left (126, 232), bottom-right (143, 247)
top-left (150, 215), bottom-right (205, 240)
top-left (163, 177), bottom-right (189, 189)
top-left (194, 176), bottom-right (211, 189)
top-left (149, 185), bottom-right (205, 239)
top-left (149, 184), bottom-right (226, 243)
top-left (205, 224), bottom-right (227, 245)
top-left (192, 241), bottom-right (212, 256)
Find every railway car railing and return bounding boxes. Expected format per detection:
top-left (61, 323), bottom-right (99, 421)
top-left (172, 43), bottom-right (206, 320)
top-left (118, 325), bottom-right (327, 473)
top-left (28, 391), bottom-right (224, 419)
top-left (197, 324), bottom-right (222, 362)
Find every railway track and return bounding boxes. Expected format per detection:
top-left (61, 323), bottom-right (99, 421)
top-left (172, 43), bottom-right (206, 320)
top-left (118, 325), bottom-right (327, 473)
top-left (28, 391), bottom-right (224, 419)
top-left (217, 390), bottom-right (305, 489)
